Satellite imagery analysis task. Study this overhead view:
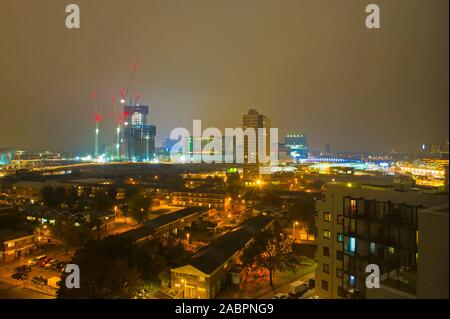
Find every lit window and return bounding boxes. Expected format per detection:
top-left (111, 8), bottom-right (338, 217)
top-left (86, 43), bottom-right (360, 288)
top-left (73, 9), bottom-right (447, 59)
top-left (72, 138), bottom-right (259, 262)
top-left (323, 230), bottom-right (331, 240)
top-left (388, 246), bottom-right (395, 254)
top-left (337, 233), bottom-right (344, 242)
top-left (323, 212), bottom-right (332, 222)
top-left (7, 242), bottom-right (14, 248)
top-left (370, 242), bottom-right (376, 255)
top-left (350, 199), bottom-right (357, 215)
top-left (348, 236), bottom-right (356, 253)
top-left (349, 275), bottom-right (356, 287)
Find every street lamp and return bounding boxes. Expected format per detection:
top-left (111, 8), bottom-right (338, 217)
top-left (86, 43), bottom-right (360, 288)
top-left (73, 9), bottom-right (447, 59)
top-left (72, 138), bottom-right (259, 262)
top-left (186, 233), bottom-right (190, 243)
top-left (293, 221), bottom-right (299, 240)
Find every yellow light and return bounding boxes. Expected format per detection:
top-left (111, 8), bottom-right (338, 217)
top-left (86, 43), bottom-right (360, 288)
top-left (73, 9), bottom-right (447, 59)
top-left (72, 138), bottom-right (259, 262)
top-left (347, 183), bottom-right (353, 187)
top-left (256, 179), bottom-right (262, 186)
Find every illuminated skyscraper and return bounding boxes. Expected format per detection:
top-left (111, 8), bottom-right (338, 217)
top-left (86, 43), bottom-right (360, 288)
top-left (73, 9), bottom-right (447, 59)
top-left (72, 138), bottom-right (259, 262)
top-left (123, 105), bottom-right (156, 162)
top-left (285, 133), bottom-right (308, 161)
top-left (242, 109), bottom-right (271, 176)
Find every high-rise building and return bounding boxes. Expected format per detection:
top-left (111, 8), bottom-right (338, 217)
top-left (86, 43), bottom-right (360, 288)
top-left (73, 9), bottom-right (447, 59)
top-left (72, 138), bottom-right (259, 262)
top-left (242, 109), bottom-right (271, 176)
top-left (315, 183), bottom-right (448, 299)
top-left (123, 105), bottom-right (156, 162)
top-left (0, 148), bottom-right (13, 165)
top-left (285, 134), bottom-right (308, 161)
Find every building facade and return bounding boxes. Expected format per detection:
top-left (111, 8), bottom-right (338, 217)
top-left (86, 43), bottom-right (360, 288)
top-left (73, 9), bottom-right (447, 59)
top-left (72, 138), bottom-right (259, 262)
top-left (242, 109), bottom-right (271, 176)
top-left (314, 183), bottom-right (448, 299)
top-left (285, 134), bottom-right (308, 161)
top-left (123, 105), bottom-right (156, 162)
top-left (0, 230), bottom-right (35, 262)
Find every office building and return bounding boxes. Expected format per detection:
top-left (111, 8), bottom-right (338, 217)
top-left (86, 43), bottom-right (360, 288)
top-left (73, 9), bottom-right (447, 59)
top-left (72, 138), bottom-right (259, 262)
top-left (285, 134), bottom-right (308, 161)
top-left (123, 105), bottom-right (156, 162)
top-left (314, 183), bottom-right (448, 299)
top-left (242, 109), bottom-right (271, 175)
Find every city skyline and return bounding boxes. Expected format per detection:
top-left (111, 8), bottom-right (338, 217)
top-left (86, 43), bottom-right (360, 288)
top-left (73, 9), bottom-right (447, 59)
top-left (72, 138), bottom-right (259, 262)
top-left (0, 0), bottom-right (448, 153)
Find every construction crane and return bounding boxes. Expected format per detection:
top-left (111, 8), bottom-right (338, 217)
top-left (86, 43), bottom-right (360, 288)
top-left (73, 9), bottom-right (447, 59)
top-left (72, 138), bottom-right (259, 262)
top-left (120, 64), bottom-right (139, 105)
top-left (91, 91), bottom-right (102, 159)
top-left (112, 96), bottom-right (123, 160)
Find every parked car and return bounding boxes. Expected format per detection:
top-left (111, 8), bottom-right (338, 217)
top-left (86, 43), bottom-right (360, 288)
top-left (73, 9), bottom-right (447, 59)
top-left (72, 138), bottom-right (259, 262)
top-left (44, 259), bottom-right (58, 268)
top-left (30, 255), bottom-right (47, 266)
top-left (15, 265), bottom-right (32, 273)
top-left (11, 272), bottom-right (28, 280)
top-left (288, 280), bottom-right (309, 297)
top-left (55, 262), bottom-right (66, 273)
top-left (32, 276), bottom-right (47, 286)
top-left (38, 257), bottom-right (52, 267)
top-left (308, 278), bottom-right (315, 289)
top-left (272, 293), bottom-right (290, 299)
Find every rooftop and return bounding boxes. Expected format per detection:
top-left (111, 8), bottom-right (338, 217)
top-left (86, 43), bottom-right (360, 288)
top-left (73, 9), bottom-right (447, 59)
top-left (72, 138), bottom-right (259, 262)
top-left (119, 207), bottom-right (206, 241)
top-left (188, 215), bottom-right (273, 275)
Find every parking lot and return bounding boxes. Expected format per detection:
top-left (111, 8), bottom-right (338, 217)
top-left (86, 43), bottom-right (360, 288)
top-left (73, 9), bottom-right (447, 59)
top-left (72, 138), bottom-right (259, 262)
top-left (0, 251), bottom-right (71, 298)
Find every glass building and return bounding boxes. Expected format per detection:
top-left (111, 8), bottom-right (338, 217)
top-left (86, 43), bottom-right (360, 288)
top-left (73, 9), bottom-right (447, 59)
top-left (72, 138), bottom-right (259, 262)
top-left (285, 134), bottom-right (308, 161)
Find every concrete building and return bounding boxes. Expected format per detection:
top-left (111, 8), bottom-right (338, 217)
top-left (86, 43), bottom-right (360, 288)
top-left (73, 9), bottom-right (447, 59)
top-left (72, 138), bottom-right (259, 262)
top-left (242, 109), bottom-right (271, 176)
top-left (170, 215), bottom-right (273, 299)
top-left (119, 207), bottom-right (205, 242)
top-left (172, 188), bottom-right (231, 211)
top-left (123, 105), bottom-right (156, 162)
top-left (0, 229), bottom-right (35, 262)
top-left (314, 183), bottom-right (448, 299)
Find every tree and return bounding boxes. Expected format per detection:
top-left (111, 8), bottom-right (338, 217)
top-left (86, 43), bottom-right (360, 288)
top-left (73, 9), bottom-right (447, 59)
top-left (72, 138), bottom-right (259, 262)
top-left (290, 195), bottom-right (315, 227)
top-left (65, 186), bottom-right (79, 206)
top-left (93, 190), bottom-right (111, 212)
top-left (51, 217), bottom-right (93, 254)
top-left (40, 186), bottom-right (55, 207)
top-left (57, 236), bottom-right (144, 299)
top-left (54, 187), bottom-right (66, 207)
top-left (127, 193), bottom-right (152, 223)
top-left (242, 224), bottom-right (298, 286)
top-left (40, 186), bottom-right (65, 207)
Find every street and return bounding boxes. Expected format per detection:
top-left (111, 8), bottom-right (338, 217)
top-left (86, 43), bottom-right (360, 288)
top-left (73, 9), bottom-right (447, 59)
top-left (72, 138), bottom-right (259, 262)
top-left (0, 281), bottom-right (54, 299)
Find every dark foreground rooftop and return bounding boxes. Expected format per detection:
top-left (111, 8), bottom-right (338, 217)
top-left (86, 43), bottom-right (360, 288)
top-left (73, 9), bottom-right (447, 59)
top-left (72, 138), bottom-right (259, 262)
top-left (189, 215), bottom-right (273, 275)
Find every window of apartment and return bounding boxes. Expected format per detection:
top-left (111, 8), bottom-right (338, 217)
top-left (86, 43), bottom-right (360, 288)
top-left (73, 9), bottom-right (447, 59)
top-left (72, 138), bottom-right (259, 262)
top-left (336, 268), bottom-right (343, 278)
top-left (350, 199), bottom-right (357, 215)
top-left (349, 275), bottom-right (356, 287)
top-left (336, 250), bottom-right (343, 261)
top-left (370, 242), bottom-right (376, 255)
top-left (337, 233), bottom-right (344, 242)
top-left (323, 246), bottom-right (330, 257)
top-left (7, 242), bottom-right (14, 248)
top-left (323, 263), bottom-right (330, 274)
top-left (337, 214), bottom-right (343, 224)
top-left (323, 230), bottom-right (331, 240)
top-left (322, 280), bottom-right (329, 291)
top-left (323, 212), bottom-right (332, 222)
top-left (388, 246), bottom-right (395, 255)
top-left (348, 236), bottom-right (356, 253)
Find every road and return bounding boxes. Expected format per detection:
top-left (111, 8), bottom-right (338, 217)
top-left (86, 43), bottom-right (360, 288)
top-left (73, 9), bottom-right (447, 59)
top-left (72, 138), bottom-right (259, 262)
top-left (258, 272), bottom-right (316, 299)
top-left (0, 282), bottom-right (54, 299)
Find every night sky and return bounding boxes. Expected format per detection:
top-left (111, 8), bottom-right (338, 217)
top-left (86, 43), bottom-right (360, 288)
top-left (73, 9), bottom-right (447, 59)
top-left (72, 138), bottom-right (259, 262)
top-left (0, 0), bottom-right (448, 153)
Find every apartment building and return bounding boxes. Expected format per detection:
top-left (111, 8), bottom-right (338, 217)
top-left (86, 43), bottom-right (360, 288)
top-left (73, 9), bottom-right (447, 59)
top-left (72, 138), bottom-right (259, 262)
top-left (172, 188), bottom-right (231, 211)
top-left (315, 183), bottom-right (448, 299)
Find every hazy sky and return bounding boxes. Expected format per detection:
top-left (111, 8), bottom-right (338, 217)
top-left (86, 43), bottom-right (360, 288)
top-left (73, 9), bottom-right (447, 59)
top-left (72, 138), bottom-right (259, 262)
top-left (0, 0), bottom-right (448, 153)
